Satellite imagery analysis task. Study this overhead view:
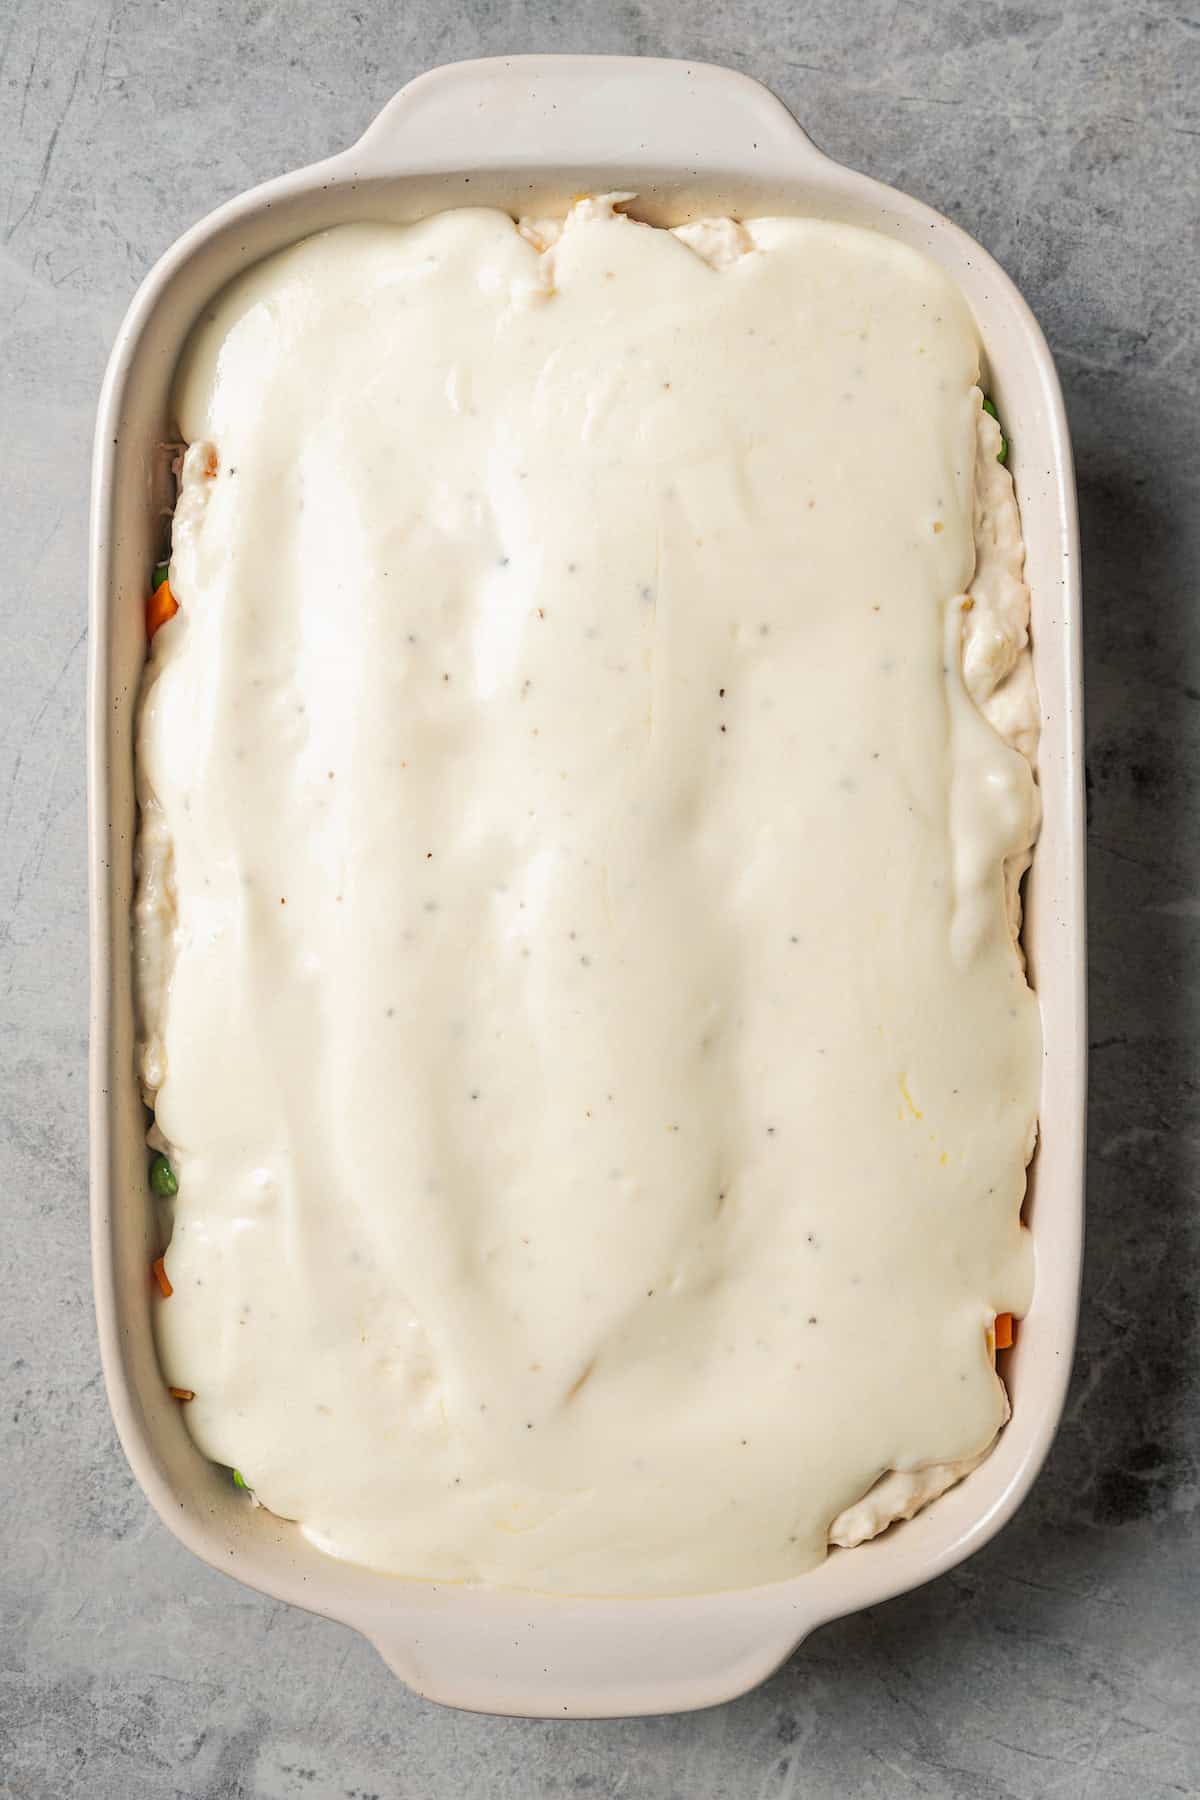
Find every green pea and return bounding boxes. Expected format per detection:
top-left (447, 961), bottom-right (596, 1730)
top-left (232, 1469), bottom-right (248, 1490)
top-left (981, 396), bottom-right (1009, 464)
top-left (149, 1152), bottom-right (178, 1198)
top-left (152, 560), bottom-right (170, 590)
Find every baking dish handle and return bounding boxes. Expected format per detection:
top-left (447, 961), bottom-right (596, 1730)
top-left (363, 1592), bottom-right (808, 1718)
top-left (351, 55), bottom-right (823, 177)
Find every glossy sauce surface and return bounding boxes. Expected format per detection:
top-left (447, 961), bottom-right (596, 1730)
top-left (136, 203), bottom-right (1040, 1595)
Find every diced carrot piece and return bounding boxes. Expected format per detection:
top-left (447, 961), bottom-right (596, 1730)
top-left (168, 1386), bottom-right (195, 1401)
top-left (146, 578), bottom-right (178, 640)
top-left (994, 1312), bottom-right (1014, 1351)
top-left (151, 1255), bottom-right (173, 1297)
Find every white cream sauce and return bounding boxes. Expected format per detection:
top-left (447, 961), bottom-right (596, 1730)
top-left (136, 201), bottom-right (1040, 1596)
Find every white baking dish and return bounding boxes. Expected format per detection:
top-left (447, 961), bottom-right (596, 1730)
top-left (88, 54), bottom-right (1085, 1719)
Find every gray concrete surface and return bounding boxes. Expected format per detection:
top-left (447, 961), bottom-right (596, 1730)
top-left (2, 0), bottom-right (1197, 1794)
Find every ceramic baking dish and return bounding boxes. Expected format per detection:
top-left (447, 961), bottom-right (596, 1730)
top-left (88, 54), bottom-right (1085, 1718)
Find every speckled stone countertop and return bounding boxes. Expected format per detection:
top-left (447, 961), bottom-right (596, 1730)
top-left (2, 2), bottom-right (1197, 1795)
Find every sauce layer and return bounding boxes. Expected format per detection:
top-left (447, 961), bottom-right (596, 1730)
top-left (137, 202), bottom-right (1040, 1595)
